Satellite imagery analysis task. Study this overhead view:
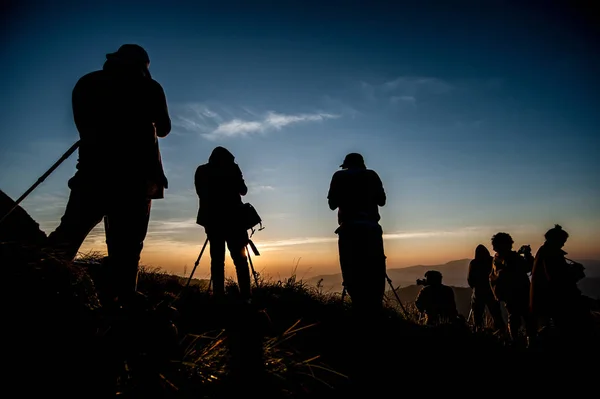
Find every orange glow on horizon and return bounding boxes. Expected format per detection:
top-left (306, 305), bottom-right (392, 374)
top-left (76, 227), bottom-right (600, 280)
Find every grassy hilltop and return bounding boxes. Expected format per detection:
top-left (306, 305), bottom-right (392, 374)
top-left (3, 244), bottom-right (599, 399)
top-left (1, 190), bottom-right (599, 398)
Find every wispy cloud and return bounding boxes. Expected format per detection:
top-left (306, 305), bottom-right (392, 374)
top-left (390, 95), bottom-right (416, 105)
top-left (254, 225), bottom-right (506, 252)
top-left (360, 76), bottom-right (453, 105)
top-left (147, 218), bottom-right (199, 237)
top-left (320, 95), bottom-right (362, 119)
top-left (172, 103), bottom-right (340, 140)
top-left (381, 76), bottom-right (452, 95)
top-left (258, 236), bottom-right (338, 251)
top-left (248, 184), bottom-right (275, 194)
top-left (169, 103), bottom-right (225, 136)
top-left (204, 111), bottom-right (339, 140)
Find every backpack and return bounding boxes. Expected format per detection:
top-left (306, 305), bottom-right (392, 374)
top-left (238, 202), bottom-right (264, 237)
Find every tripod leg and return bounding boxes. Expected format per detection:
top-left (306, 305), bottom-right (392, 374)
top-left (184, 237), bottom-right (208, 290)
top-left (386, 274), bottom-right (409, 318)
top-left (247, 247), bottom-right (259, 286)
top-left (0, 140), bottom-right (80, 226)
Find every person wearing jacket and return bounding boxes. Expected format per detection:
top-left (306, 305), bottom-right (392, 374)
top-left (468, 244), bottom-right (506, 332)
top-left (327, 153), bottom-right (387, 317)
top-left (489, 232), bottom-right (535, 346)
top-left (47, 44), bottom-right (171, 306)
top-left (194, 146), bottom-right (251, 301)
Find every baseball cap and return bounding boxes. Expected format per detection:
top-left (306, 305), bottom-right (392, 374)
top-left (106, 44), bottom-right (150, 64)
top-left (340, 153), bottom-right (365, 168)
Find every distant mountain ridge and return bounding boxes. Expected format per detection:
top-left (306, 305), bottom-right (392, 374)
top-left (306, 259), bottom-right (472, 293)
top-left (305, 258), bottom-right (600, 299)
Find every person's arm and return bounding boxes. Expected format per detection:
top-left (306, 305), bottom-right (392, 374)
top-left (467, 261), bottom-right (478, 288)
top-left (448, 287), bottom-right (459, 317)
top-left (151, 80), bottom-right (171, 138)
top-left (523, 252), bottom-right (534, 274)
top-left (194, 166), bottom-right (204, 198)
top-left (489, 259), bottom-right (501, 288)
top-left (235, 164), bottom-right (248, 196)
top-left (545, 253), bottom-right (571, 288)
top-left (415, 288), bottom-right (427, 312)
top-left (372, 171), bottom-right (386, 207)
top-left (72, 76), bottom-right (92, 133)
top-left (327, 172), bottom-right (340, 210)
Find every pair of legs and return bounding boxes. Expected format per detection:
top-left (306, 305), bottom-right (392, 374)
top-left (471, 287), bottom-right (506, 331)
top-left (206, 226), bottom-right (251, 300)
top-left (337, 222), bottom-right (386, 318)
top-left (337, 222), bottom-right (387, 390)
top-left (46, 184), bottom-right (151, 303)
top-left (504, 297), bottom-right (537, 343)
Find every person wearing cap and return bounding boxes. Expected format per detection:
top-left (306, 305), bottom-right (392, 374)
top-left (47, 44), bottom-right (171, 307)
top-left (414, 270), bottom-right (459, 325)
top-left (327, 153), bottom-right (387, 317)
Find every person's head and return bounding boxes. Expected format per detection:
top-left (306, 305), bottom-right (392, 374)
top-left (424, 270), bottom-right (443, 285)
top-left (474, 244), bottom-right (491, 260)
top-left (340, 153), bottom-right (366, 169)
top-left (544, 224), bottom-right (569, 248)
top-left (491, 232), bottom-right (513, 254)
top-left (106, 44), bottom-right (151, 76)
top-left (208, 146), bottom-right (236, 166)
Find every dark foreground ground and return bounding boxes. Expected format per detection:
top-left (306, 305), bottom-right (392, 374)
top-left (3, 241), bottom-right (599, 399)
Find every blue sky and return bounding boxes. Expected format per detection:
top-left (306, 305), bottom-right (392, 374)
top-left (1, 0), bottom-right (599, 279)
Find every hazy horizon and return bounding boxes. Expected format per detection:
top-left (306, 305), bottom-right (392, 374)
top-left (2, 1), bottom-right (599, 279)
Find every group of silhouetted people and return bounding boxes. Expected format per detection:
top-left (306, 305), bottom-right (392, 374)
top-left (42, 44), bottom-right (389, 318)
top-left (412, 225), bottom-right (596, 349)
top-left (43, 44), bottom-right (596, 350)
top-left (464, 225), bottom-right (595, 348)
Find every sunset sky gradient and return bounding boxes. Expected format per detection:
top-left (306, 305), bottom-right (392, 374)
top-left (1, 1), bottom-right (598, 280)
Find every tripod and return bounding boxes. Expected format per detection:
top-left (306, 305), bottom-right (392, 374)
top-left (340, 273), bottom-right (409, 318)
top-left (0, 141), bottom-right (80, 226)
top-left (177, 236), bottom-right (261, 301)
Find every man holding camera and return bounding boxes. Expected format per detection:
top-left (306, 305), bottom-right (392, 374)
top-left (195, 146), bottom-right (252, 301)
top-left (414, 270), bottom-right (459, 325)
top-left (46, 44), bottom-right (171, 306)
top-left (327, 153), bottom-right (387, 318)
top-left (489, 232), bottom-right (536, 346)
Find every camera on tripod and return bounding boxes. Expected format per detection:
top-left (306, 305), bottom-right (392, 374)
top-left (417, 270), bottom-right (442, 286)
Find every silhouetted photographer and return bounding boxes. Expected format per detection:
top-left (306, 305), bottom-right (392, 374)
top-left (414, 270), bottom-right (459, 325)
top-left (46, 44), bottom-right (171, 307)
top-left (327, 153), bottom-right (387, 318)
top-left (195, 146), bottom-right (253, 302)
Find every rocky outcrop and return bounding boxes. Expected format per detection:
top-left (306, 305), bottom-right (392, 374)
top-left (0, 189), bottom-right (47, 246)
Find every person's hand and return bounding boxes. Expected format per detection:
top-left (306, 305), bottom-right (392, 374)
top-left (518, 245), bottom-right (531, 255)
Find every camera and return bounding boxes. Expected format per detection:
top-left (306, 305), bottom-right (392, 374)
top-left (517, 245), bottom-right (531, 255)
top-left (416, 278), bottom-right (429, 286)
